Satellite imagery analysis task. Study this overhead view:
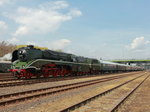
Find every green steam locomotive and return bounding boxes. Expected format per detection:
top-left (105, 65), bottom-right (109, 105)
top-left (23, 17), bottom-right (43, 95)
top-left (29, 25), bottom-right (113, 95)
top-left (10, 45), bottom-right (101, 79)
top-left (10, 45), bottom-right (143, 79)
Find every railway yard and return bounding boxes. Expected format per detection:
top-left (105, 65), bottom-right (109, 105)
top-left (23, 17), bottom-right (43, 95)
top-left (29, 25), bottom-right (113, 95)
top-left (0, 71), bottom-right (149, 112)
top-left (1, 0), bottom-right (150, 111)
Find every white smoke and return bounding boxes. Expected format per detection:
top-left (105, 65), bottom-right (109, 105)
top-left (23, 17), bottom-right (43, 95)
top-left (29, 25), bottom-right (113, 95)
top-left (0, 53), bottom-right (12, 61)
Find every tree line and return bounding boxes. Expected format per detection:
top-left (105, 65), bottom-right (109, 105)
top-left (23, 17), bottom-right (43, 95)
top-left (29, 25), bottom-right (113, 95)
top-left (0, 41), bottom-right (49, 57)
top-left (0, 41), bottom-right (64, 57)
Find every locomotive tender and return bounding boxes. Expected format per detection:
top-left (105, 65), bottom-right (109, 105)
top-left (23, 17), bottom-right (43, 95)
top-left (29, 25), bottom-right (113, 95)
top-left (10, 45), bottom-right (143, 79)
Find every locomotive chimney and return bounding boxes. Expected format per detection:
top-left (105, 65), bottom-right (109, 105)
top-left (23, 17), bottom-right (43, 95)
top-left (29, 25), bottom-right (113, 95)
top-left (27, 45), bottom-right (34, 48)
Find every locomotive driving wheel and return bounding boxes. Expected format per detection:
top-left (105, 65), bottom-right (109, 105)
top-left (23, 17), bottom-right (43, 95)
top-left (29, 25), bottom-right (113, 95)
top-left (24, 71), bottom-right (32, 79)
top-left (42, 64), bottom-right (71, 77)
top-left (13, 72), bottom-right (21, 79)
top-left (42, 63), bottom-right (57, 77)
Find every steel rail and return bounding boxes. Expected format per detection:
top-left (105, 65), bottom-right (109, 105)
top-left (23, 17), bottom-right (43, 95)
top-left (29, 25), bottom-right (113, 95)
top-left (0, 73), bottom-right (143, 107)
top-left (60, 73), bottom-right (146, 112)
top-left (0, 72), bottom-right (139, 88)
top-left (110, 74), bottom-right (150, 112)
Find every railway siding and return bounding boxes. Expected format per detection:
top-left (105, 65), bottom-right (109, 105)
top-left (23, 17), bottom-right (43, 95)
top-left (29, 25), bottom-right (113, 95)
top-left (23, 72), bottom-right (146, 112)
top-left (72, 73), bottom-right (149, 112)
top-left (117, 72), bottom-right (150, 112)
top-left (0, 72), bottom-right (140, 107)
top-left (0, 72), bottom-right (139, 96)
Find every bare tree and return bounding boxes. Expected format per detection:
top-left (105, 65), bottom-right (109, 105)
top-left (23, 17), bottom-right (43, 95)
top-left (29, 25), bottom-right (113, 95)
top-left (0, 41), bottom-right (16, 57)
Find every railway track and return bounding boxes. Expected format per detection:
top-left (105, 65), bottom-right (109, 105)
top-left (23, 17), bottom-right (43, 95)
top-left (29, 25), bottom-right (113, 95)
top-left (0, 72), bottom-right (134, 82)
top-left (0, 73), bottom-right (16, 81)
top-left (110, 75), bottom-right (149, 112)
top-left (0, 75), bottom-right (102, 88)
top-left (60, 73), bottom-right (149, 112)
top-left (0, 72), bottom-right (140, 88)
top-left (0, 72), bottom-right (143, 107)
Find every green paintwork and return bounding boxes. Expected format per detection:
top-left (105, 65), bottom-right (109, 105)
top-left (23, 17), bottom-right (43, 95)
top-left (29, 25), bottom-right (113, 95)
top-left (11, 58), bottom-right (101, 73)
top-left (11, 60), bottom-right (35, 69)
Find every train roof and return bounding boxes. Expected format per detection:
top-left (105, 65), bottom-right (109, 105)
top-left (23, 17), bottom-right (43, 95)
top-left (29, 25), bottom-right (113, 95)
top-left (100, 60), bottom-right (119, 65)
top-left (100, 60), bottom-right (130, 66)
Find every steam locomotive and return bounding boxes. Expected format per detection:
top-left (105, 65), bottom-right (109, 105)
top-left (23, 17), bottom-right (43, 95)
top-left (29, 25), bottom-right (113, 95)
top-left (10, 45), bottom-right (143, 79)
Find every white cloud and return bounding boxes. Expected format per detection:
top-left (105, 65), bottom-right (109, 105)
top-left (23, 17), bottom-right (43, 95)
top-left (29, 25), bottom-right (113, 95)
top-left (8, 1), bottom-right (82, 36)
top-left (130, 36), bottom-right (149, 50)
top-left (26, 41), bottom-right (37, 46)
top-left (0, 0), bottom-right (10, 6)
top-left (7, 37), bottom-right (19, 44)
top-left (24, 39), bottom-right (71, 51)
top-left (50, 39), bottom-right (71, 49)
top-left (15, 26), bottom-right (28, 36)
top-left (68, 9), bottom-right (82, 17)
top-left (146, 40), bottom-right (150, 44)
top-left (40, 1), bottom-right (69, 10)
top-left (124, 36), bottom-right (150, 59)
top-left (0, 21), bottom-right (8, 34)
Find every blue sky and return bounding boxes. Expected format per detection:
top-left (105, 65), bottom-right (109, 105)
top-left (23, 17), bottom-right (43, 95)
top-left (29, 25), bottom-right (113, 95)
top-left (0, 0), bottom-right (150, 60)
